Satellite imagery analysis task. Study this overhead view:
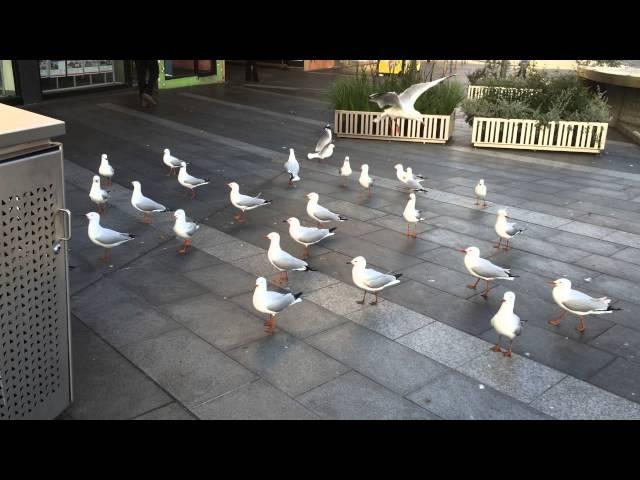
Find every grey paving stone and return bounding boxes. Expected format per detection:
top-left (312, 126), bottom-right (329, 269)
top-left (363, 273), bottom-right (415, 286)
top-left (586, 274), bottom-right (640, 305)
top-left (322, 199), bottom-right (387, 221)
top-left (458, 351), bottom-right (566, 403)
top-left (306, 322), bottom-right (449, 395)
top-left (307, 251), bottom-right (362, 285)
top-left (66, 318), bottom-right (172, 420)
top-left (589, 325), bottom-right (640, 362)
top-left (325, 234), bottom-right (424, 272)
top-left (419, 227), bottom-right (498, 254)
top-left (161, 293), bottom-right (266, 351)
top-left (298, 371), bottom-right (437, 420)
top-left (345, 301), bottom-right (434, 340)
top-left (228, 331), bottom-right (349, 397)
top-left (516, 200), bottom-right (588, 221)
top-left (193, 379), bottom-right (318, 420)
top-left (397, 322), bottom-right (492, 368)
top-left (606, 230), bottom-right (640, 249)
top-left (369, 214), bottom-right (436, 235)
top-left (183, 263), bottom-right (257, 298)
top-left (199, 238), bottom-right (265, 261)
top-left (71, 279), bottom-right (181, 348)
top-left (120, 328), bottom-right (257, 407)
top-left (228, 291), bottom-right (349, 339)
top-left (401, 262), bottom-right (496, 300)
top-left (361, 228), bottom-right (442, 256)
top-left (576, 254), bottom-right (640, 283)
top-left (407, 371), bottom-right (550, 420)
top-left (556, 221), bottom-right (616, 239)
top-left (305, 282), bottom-right (381, 316)
top-left (546, 231), bottom-right (624, 257)
top-left (605, 300), bottom-right (640, 331)
top-left (140, 245), bottom-right (224, 272)
top-left (428, 215), bottom-right (496, 242)
top-left (135, 403), bottom-right (197, 420)
top-left (501, 236), bottom-right (592, 263)
top-left (496, 250), bottom-right (598, 281)
top-left (589, 358), bottom-right (640, 403)
top-left (530, 377), bottom-right (640, 420)
top-left (611, 247), bottom-right (640, 267)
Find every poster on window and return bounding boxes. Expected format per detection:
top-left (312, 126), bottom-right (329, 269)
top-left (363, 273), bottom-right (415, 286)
top-left (66, 60), bottom-right (84, 75)
top-left (49, 60), bottom-right (66, 77)
top-left (39, 60), bottom-right (50, 78)
top-left (99, 60), bottom-right (114, 73)
top-left (83, 60), bottom-right (100, 74)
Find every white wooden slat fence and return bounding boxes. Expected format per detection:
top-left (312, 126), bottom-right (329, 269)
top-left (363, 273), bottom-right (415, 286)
top-left (467, 85), bottom-right (540, 100)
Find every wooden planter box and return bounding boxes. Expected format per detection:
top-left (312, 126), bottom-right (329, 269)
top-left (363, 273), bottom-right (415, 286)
top-left (334, 110), bottom-right (455, 144)
top-left (471, 117), bottom-right (608, 153)
top-left (467, 85), bottom-right (540, 100)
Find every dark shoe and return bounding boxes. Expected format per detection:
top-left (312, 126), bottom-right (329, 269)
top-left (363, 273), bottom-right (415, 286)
top-left (142, 93), bottom-right (157, 105)
top-left (140, 96), bottom-right (149, 108)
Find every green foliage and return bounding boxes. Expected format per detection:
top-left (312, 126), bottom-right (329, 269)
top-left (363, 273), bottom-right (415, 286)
top-left (327, 63), bottom-right (465, 115)
top-left (461, 73), bottom-right (610, 125)
top-left (577, 60), bottom-right (623, 67)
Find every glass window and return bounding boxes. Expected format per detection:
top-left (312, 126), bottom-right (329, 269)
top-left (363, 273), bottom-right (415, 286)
top-left (0, 60), bottom-right (16, 97)
top-left (40, 60), bottom-right (126, 92)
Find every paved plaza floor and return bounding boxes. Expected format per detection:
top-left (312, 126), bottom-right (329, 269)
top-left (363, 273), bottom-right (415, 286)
top-left (34, 65), bottom-right (640, 420)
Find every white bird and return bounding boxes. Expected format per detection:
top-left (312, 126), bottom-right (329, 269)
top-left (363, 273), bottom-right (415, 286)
top-left (307, 142), bottom-right (334, 161)
top-left (359, 164), bottom-right (374, 197)
top-left (313, 124), bottom-right (334, 153)
top-left (178, 161), bottom-right (210, 199)
top-left (253, 276), bottom-right (302, 334)
top-left (163, 148), bottom-right (182, 176)
top-left (98, 154), bottom-right (114, 187)
top-left (547, 278), bottom-right (621, 333)
top-left (403, 193), bottom-right (425, 238)
top-left (348, 256), bottom-right (402, 305)
top-left (228, 182), bottom-right (272, 223)
top-left (86, 212), bottom-right (136, 262)
top-left (306, 192), bottom-right (347, 227)
top-left (285, 217), bottom-right (336, 259)
top-left (369, 75), bottom-right (456, 133)
top-left (89, 175), bottom-right (110, 214)
top-left (284, 148), bottom-right (300, 186)
top-left (264, 231), bottom-right (316, 285)
top-left (173, 209), bottom-right (199, 254)
top-left (131, 181), bottom-right (170, 224)
top-left (401, 167), bottom-right (428, 193)
top-left (395, 164), bottom-right (426, 184)
top-left (475, 179), bottom-right (487, 208)
top-left (490, 291), bottom-right (526, 358)
top-left (338, 156), bottom-right (352, 186)
top-left (495, 209), bottom-right (525, 250)
top-left (458, 246), bottom-right (517, 298)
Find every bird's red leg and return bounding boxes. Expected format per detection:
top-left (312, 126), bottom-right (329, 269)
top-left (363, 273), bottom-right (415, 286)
top-left (406, 223), bottom-right (410, 237)
top-left (481, 280), bottom-right (491, 299)
top-left (178, 239), bottom-right (190, 254)
top-left (99, 248), bottom-right (111, 262)
top-left (548, 310), bottom-right (567, 326)
top-left (412, 225), bottom-right (417, 239)
top-left (576, 317), bottom-right (586, 333)
top-left (504, 239), bottom-right (510, 251)
top-left (503, 340), bottom-right (513, 358)
top-left (491, 335), bottom-right (503, 353)
top-left (370, 293), bottom-right (379, 306)
top-left (191, 189), bottom-right (196, 199)
top-left (166, 166), bottom-right (173, 176)
top-left (467, 278), bottom-right (480, 290)
top-left (356, 290), bottom-right (367, 305)
top-left (494, 238), bottom-right (502, 249)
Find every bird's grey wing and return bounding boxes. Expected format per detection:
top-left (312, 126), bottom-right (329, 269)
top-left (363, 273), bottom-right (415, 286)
top-left (314, 205), bottom-right (338, 221)
top-left (185, 173), bottom-right (206, 185)
top-left (273, 250), bottom-right (306, 270)
top-left (264, 291), bottom-right (295, 312)
top-left (101, 190), bottom-right (110, 201)
top-left (297, 227), bottom-right (328, 243)
top-left (563, 290), bottom-right (607, 312)
top-left (514, 313), bottom-right (524, 336)
top-left (504, 222), bottom-right (521, 236)
top-left (362, 268), bottom-right (395, 289)
top-left (472, 258), bottom-right (509, 278)
top-left (136, 196), bottom-right (166, 212)
top-left (185, 221), bottom-right (199, 236)
top-left (398, 75), bottom-right (455, 106)
top-left (95, 228), bottom-right (131, 245)
top-left (369, 92), bottom-right (401, 109)
top-left (237, 193), bottom-right (265, 207)
top-left (168, 156), bottom-right (182, 167)
top-left (315, 129), bottom-right (331, 152)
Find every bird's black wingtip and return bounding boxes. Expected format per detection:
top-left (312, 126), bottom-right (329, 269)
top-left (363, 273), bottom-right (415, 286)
top-left (609, 306), bottom-right (623, 311)
top-left (129, 234), bottom-right (137, 239)
top-left (329, 227), bottom-right (337, 233)
top-left (294, 291), bottom-right (303, 300)
top-left (305, 265), bottom-right (317, 272)
top-left (394, 273), bottom-right (403, 280)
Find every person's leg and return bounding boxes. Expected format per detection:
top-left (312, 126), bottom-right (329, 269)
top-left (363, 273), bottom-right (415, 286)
top-left (245, 61), bottom-right (252, 81)
top-left (251, 61), bottom-right (259, 82)
top-left (147, 60), bottom-right (159, 96)
top-left (135, 60), bottom-right (146, 96)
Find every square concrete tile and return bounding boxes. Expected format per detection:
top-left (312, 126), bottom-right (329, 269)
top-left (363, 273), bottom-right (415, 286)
top-left (298, 371), bottom-right (437, 420)
top-left (458, 351), bottom-right (566, 403)
top-left (401, 262), bottom-right (490, 300)
top-left (66, 318), bottom-right (172, 420)
top-left (322, 199), bottom-right (387, 221)
top-left (611, 247), bottom-right (640, 267)
top-left (530, 376), bottom-right (640, 420)
top-left (589, 357), bottom-right (640, 403)
top-left (605, 300), bottom-right (640, 331)
top-left (192, 379), bottom-right (318, 420)
top-left (305, 282), bottom-right (378, 316)
top-left (160, 293), bottom-right (265, 351)
top-left (305, 250), bottom-right (360, 285)
top-left (587, 274), bottom-right (640, 305)
top-left (183, 263), bottom-right (257, 298)
top-left (589, 325), bottom-right (640, 362)
top-left (369, 214), bottom-right (436, 235)
top-left (140, 244), bottom-right (224, 272)
top-left (360, 228), bottom-right (442, 256)
top-left (307, 322), bottom-right (449, 395)
top-left (419, 228), bottom-right (497, 254)
top-left (326, 235), bottom-right (424, 272)
top-left (135, 402), bottom-right (197, 420)
top-left (228, 331), bottom-right (349, 397)
top-left (548, 231), bottom-right (624, 257)
top-left (346, 301), bottom-right (434, 340)
top-left (199, 238), bottom-right (265, 261)
top-left (120, 328), bottom-right (257, 407)
top-left (577, 254), bottom-right (640, 283)
top-left (398, 322), bottom-right (493, 368)
top-left (407, 371), bottom-right (550, 420)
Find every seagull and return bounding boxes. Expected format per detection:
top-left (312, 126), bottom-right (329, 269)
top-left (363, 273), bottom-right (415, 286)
top-left (306, 192), bottom-right (347, 228)
top-left (228, 182), bottom-right (272, 223)
top-left (339, 156), bottom-right (352, 186)
top-left (131, 181), bottom-right (170, 224)
top-left (307, 142), bottom-right (335, 161)
top-left (490, 291), bottom-right (526, 358)
top-left (163, 148), bottom-right (183, 176)
top-left (178, 161), bottom-right (210, 199)
top-left (403, 193), bottom-right (425, 238)
top-left (284, 217), bottom-right (336, 259)
top-left (495, 209), bottom-right (525, 250)
top-left (359, 164), bottom-right (374, 197)
top-left (86, 212), bottom-right (136, 262)
top-left (348, 256), bottom-right (402, 305)
top-left (475, 179), bottom-right (487, 208)
top-left (395, 164), bottom-right (426, 184)
top-left (253, 276), bottom-right (302, 334)
top-left (458, 246), bottom-right (517, 298)
top-left (546, 278), bottom-right (621, 333)
top-left (89, 175), bottom-right (110, 214)
top-left (401, 167), bottom-right (428, 193)
top-left (98, 154), bottom-right (114, 187)
top-left (264, 231), bottom-right (316, 285)
top-left (313, 124), bottom-right (334, 154)
top-left (369, 75), bottom-right (456, 134)
top-left (173, 209), bottom-right (199, 254)
top-left (284, 148), bottom-right (300, 186)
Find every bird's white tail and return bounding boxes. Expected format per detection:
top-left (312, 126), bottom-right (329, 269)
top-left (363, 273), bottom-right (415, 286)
top-left (307, 153), bottom-right (320, 159)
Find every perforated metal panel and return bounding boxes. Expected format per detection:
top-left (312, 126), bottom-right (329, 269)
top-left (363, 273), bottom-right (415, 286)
top-left (0, 145), bottom-right (72, 420)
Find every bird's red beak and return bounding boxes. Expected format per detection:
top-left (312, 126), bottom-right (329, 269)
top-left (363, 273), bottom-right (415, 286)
top-left (545, 280), bottom-right (556, 285)
top-left (262, 235), bottom-right (269, 240)
top-left (457, 249), bottom-right (466, 253)
top-left (505, 215), bottom-right (511, 219)
top-left (501, 299), bottom-right (506, 303)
